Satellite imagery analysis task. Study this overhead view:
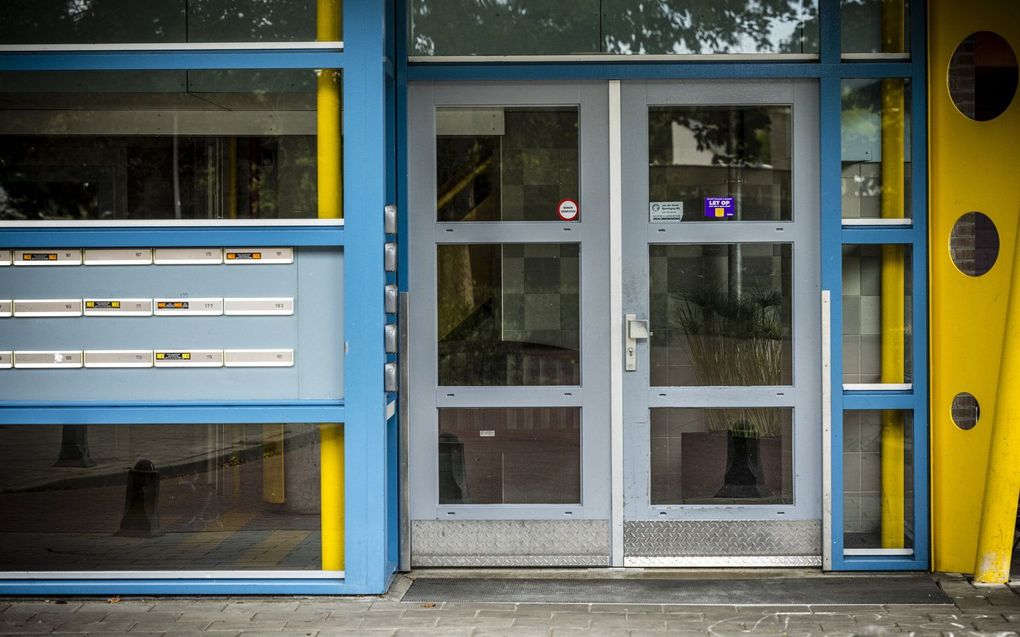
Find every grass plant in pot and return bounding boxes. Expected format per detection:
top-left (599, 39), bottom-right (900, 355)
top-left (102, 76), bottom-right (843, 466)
top-left (670, 286), bottom-right (785, 499)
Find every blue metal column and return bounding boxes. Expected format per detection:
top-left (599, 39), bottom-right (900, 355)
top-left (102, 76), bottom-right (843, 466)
top-left (342, 0), bottom-right (397, 594)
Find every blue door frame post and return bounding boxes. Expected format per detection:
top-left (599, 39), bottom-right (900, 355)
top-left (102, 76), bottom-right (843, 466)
top-left (342, 0), bottom-right (399, 593)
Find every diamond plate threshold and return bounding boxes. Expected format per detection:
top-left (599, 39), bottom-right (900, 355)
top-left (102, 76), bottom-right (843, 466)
top-left (402, 576), bottom-right (951, 605)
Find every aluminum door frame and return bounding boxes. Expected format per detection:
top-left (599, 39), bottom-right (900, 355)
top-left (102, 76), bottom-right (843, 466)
top-left (620, 80), bottom-right (822, 566)
top-left (406, 82), bottom-right (612, 566)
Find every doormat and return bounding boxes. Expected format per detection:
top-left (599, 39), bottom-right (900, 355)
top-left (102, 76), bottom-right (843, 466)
top-left (402, 576), bottom-right (952, 605)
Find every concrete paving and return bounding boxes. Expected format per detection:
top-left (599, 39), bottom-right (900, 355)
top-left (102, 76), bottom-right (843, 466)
top-left (2, 572), bottom-right (1020, 635)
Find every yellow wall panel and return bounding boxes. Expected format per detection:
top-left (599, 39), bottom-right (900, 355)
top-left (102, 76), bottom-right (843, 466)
top-left (929, 0), bottom-right (1020, 573)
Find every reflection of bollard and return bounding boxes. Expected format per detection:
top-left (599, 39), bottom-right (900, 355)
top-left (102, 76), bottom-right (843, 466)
top-left (116, 459), bottom-right (163, 537)
top-left (54, 425), bottom-right (96, 468)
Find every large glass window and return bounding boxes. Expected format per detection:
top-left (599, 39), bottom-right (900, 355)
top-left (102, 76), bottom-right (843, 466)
top-left (649, 244), bottom-right (793, 387)
top-left (436, 107), bottom-right (579, 222)
top-left (841, 78), bottom-right (912, 220)
top-left (842, 410), bottom-right (914, 552)
top-left (841, 0), bottom-right (910, 55)
top-left (0, 0), bottom-right (335, 44)
top-left (650, 407), bottom-right (793, 505)
top-left (0, 424), bottom-right (325, 571)
top-left (649, 105), bottom-right (793, 223)
top-left (0, 70), bottom-right (325, 221)
top-left (842, 245), bottom-right (913, 385)
top-left (438, 408), bottom-right (581, 505)
top-left (437, 243), bottom-right (581, 386)
top-left (411, 1), bottom-right (818, 56)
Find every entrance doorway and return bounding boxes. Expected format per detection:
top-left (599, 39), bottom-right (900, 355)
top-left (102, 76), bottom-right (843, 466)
top-left (407, 81), bottom-right (820, 567)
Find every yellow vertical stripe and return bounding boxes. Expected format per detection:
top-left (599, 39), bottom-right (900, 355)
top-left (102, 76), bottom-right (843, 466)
top-left (317, 0), bottom-right (344, 572)
top-left (879, 0), bottom-right (906, 550)
top-left (319, 424), bottom-right (344, 570)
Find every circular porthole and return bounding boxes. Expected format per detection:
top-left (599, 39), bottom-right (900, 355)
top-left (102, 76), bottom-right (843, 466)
top-left (951, 392), bottom-right (980, 430)
top-left (950, 211), bottom-right (999, 276)
top-left (949, 31), bottom-right (1018, 121)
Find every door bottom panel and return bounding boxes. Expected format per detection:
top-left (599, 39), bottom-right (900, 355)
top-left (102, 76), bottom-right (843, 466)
top-left (624, 520), bottom-right (821, 565)
top-left (411, 520), bottom-right (609, 567)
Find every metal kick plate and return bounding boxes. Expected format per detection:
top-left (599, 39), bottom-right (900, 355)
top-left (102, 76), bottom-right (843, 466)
top-left (83, 248), bottom-right (153, 265)
top-left (411, 520), bottom-right (610, 568)
top-left (624, 520), bottom-right (821, 558)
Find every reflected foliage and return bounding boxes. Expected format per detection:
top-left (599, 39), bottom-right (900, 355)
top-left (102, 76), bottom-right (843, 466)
top-left (412, 0), bottom-right (817, 55)
top-left (0, 0), bottom-right (316, 44)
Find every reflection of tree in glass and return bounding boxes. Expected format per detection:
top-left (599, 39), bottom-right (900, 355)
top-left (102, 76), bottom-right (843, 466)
top-left (411, 0), bottom-right (817, 56)
top-left (649, 106), bottom-right (774, 168)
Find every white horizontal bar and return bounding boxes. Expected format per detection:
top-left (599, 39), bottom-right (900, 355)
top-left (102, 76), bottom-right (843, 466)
top-left (0, 219), bottom-right (342, 228)
top-left (0, 570), bottom-right (344, 580)
top-left (0, 42), bottom-right (342, 52)
top-left (410, 53), bottom-right (818, 63)
top-left (841, 52), bottom-right (911, 60)
top-left (844, 548), bottom-right (914, 556)
top-left (842, 218), bottom-right (913, 226)
top-left (843, 383), bottom-right (913, 392)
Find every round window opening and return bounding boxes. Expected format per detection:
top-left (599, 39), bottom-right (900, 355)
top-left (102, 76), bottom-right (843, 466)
top-left (949, 31), bottom-right (1018, 121)
top-left (950, 211), bottom-right (1000, 276)
top-left (952, 392), bottom-right (980, 430)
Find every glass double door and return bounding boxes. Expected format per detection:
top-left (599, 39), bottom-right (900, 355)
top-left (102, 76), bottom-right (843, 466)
top-left (407, 81), bottom-right (820, 567)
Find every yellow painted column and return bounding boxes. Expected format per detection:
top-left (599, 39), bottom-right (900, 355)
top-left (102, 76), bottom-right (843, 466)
top-left (974, 219), bottom-right (1020, 583)
top-left (879, 0), bottom-right (906, 549)
top-left (930, 0), bottom-right (1020, 573)
top-left (317, 0), bottom-right (344, 572)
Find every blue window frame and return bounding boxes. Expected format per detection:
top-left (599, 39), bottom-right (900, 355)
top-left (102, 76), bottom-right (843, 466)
top-left (0, 0), bottom-right (399, 594)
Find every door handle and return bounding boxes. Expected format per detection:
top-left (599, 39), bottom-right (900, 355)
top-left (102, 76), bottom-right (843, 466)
top-left (625, 314), bottom-right (651, 372)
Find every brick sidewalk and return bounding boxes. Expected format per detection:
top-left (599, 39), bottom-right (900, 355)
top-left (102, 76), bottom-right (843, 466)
top-left (2, 573), bottom-right (1019, 636)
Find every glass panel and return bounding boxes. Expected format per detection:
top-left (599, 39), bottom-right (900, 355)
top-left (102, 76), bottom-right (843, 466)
top-left (843, 410), bottom-right (914, 550)
top-left (410, 1), bottom-right (818, 56)
top-left (602, 1), bottom-right (818, 55)
top-left (436, 108), bottom-right (579, 222)
top-left (650, 244), bottom-right (793, 387)
top-left (0, 0), bottom-right (329, 44)
top-left (841, 0), bottom-right (910, 55)
top-left (437, 243), bottom-right (580, 386)
top-left (0, 70), bottom-right (321, 221)
top-left (0, 424), bottom-right (323, 571)
top-left (841, 245), bottom-right (913, 384)
top-left (649, 106), bottom-right (793, 223)
top-left (438, 408), bottom-right (581, 504)
top-left (651, 407), bottom-right (793, 505)
top-left (948, 31), bottom-right (1019, 122)
top-left (841, 78), bottom-right (912, 220)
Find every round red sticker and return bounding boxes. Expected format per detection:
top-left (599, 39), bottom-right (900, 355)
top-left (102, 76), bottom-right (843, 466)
top-left (557, 199), bottom-right (579, 221)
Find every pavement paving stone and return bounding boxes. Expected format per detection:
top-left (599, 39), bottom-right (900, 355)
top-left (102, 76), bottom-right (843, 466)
top-left (392, 629), bottom-right (473, 636)
top-left (512, 613), bottom-right (591, 629)
top-left (205, 619), bottom-right (289, 631)
top-left (588, 614), bottom-right (669, 630)
top-left (357, 614), bottom-right (439, 629)
top-left (315, 630), bottom-right (395, 637)
top-left (435, 614), bottom-right (515, 628)
top-left (589, 603), bottom-right (664, 613)
top-left (471, 629), bottom-right (550, 637)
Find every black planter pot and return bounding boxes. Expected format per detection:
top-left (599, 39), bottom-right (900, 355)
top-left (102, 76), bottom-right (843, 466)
top-left (716, 430), bottom-right (773, 499)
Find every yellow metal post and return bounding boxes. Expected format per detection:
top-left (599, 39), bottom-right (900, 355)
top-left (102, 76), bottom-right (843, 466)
top-left (973, 219), bottom-right (1020, 583)
top-left (879, 0), bottom-right (906, 549)
top-left (317, 0), bottom-right (344, 571)
top-left (320, 424), bottom-right (345, 570)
